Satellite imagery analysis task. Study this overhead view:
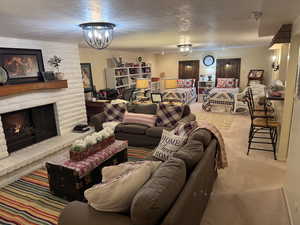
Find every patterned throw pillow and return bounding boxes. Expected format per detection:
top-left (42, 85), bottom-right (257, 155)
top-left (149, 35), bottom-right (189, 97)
top-left (216, 78), bottom-right (227, 88)
top-left (177, 79), bottom-right (185, 88)
top-left (174, 121), bottom-right (198, 136)
top-left (156, 103), bottom-right (184, 128)
top-left (184, 79), bottom-right (194, 88)
top-left (123, 112), bottom-right (157, 127)
top-left (217, 78), bottom-right (236, 88)
top-left (104, 103), bottom-right (126, 122)
top-left (153, 129), bottom-right (187, 161)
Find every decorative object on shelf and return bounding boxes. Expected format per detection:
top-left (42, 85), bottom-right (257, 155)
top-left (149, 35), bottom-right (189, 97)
top-left (136, 56), bottom-right (144, 63)
top-left (151, 93), bottom-right (163, 103)
top-left (208, 75), bottom-right (212, 81)
top-left (79, 22), bottom-right (116, 50)
top-left (70, 128), bottom-right (115, 161)
top-left (177, 44), bottom-right (192, 56)
top-left (203, 55), bottom-right (215, 66)
top-left (0, 66), bottom-right (8, 85)
top-left (48, 55), bottom-right (64, 79)
top-left (271, 55), bottom-right (280, 71)
top-left (247, 69), bottom-right (264, 85)
top-left (80, 63), bottom-right (94, 93)
top-left (0, 48), bottom-right (45, 84)
top-left (41, 71), bottom-right (56, 81)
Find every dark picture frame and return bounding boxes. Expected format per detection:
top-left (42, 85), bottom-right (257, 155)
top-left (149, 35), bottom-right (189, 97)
top-left (80, 63), bottom-right (94, 93)
top-left (151, 93), bottom-right (163, 103)
top-left (248, 69), bottom-right (264, 79)
top-left (0, 48), bottom-right (45, 84)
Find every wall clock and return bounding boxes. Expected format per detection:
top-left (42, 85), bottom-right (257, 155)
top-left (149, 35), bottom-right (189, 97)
top-left (203, 55), bottom-right (215, 66)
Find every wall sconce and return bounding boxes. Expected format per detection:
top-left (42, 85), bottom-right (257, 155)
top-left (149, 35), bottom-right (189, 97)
top-left (272, 55), bottom-right (280, 71)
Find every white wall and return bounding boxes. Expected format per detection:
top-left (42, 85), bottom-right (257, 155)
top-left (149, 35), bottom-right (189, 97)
top-left (285, 15), bottom-right (300, 225)
top-left (155, 46), bottom-right (273, 88)
top-left (79, 47), bottom-right (157, 90)
top-left (0, 37), bottom-right (87, 159)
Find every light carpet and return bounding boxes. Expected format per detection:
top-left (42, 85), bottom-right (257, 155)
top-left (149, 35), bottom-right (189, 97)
top-left (190, 103), bottom-right (289, 225)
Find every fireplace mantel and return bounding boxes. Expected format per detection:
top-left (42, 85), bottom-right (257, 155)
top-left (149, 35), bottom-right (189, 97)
top-left (0, 80), bottom-right (68, 97)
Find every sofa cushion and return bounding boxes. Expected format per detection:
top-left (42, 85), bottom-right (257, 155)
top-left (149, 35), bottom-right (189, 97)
top-left (131, 158), bottom-right (186, 225)
top-left (104, 103), bottom-right (126, 122)
top-left (115, 123), bottom-right (148, 135)
top-left (127, 104), bottom-right (157, 115)
top-left (123, 112), bottom-right (156, 127)
top-left (153, 129), bottom-right (187, 161)
top-left (173, 138), bottom-right (205, 172)
top-left (145, 127), bottom-right (164, 138)
top-left (84, 161), bottom-right (159, 213)
top-left (156, 103), bottom-right (184, 128)
top-left (187, 129), bottom-right (212, 147)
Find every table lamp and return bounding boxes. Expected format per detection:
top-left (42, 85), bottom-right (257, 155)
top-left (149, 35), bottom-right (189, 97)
top-left (164, 79), bottom-right (177, 89)
top-left (136, 78), bottom-right (150, 101)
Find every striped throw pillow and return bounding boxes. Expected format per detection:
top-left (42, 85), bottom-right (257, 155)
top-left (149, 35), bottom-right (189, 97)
top-left (123, 112), bottom-right (157, 127)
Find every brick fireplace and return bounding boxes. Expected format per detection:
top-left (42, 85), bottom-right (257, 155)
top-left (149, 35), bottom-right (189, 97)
top-left (1, 104), bottom-right (57, 154)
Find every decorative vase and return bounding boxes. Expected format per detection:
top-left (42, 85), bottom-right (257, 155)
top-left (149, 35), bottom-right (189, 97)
top-left (55, 72), bottom-right (64, 80)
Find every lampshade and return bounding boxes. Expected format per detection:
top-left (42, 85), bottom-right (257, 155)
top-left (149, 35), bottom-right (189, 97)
top-left (164, 79), bottom-right (177, 89)
top-left (136, 79), bottom-right (149, 89)
top-left (79, 22), bottom-right (116, 50)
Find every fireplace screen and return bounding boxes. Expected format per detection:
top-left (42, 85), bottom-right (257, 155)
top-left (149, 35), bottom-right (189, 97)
top-left (1, 104), bottom-right (58, 153)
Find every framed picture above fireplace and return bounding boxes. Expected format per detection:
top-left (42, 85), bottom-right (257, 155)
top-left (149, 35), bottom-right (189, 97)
top-left (0, 48), bottom-right (45, 84)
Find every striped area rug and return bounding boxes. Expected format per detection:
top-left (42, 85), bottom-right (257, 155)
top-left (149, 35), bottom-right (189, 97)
top-left (0, 147), bottom-right (152, 225)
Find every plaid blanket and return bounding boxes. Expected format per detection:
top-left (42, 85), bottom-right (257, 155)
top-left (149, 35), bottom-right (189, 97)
top-left (194, 122), bottom-right (228, 169)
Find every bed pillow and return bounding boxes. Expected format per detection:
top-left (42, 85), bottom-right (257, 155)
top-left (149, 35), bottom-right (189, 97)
top-left (153, 129), bottom-right (187, 161)
top-left (156, 103), bottom-right (184, 128)
top-left (184, 79), bottom-right (194, 88)
top-left (216, 78), bottom-right (227, 88)
top-left (177, 79), bottom-right (185, 88)
top-left (217, 78), bottom-right (236, 88)
top-left (84, 161), bottom-right (161, 213)
top-left (123, 112), bottom-right (157, 127)
top-left (104, 103), bottom-right (126, 122)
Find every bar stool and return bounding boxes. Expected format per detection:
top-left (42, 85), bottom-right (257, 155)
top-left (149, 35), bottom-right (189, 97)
top-left (246, 92), bottom-right (280, 160)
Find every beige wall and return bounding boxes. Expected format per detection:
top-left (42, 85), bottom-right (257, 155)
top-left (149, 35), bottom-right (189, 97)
top-left (79, 48), bottom-right (157, 90)
top-left (155, 46), bottom-right (273, 88)
top-left (285, 16), bottom-right (300, 225)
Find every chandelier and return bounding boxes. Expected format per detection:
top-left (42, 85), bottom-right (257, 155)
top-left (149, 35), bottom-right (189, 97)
top-left (177, 44), bottom-right (192, 56)
top-left (79, 22), bottom-right (116, 50)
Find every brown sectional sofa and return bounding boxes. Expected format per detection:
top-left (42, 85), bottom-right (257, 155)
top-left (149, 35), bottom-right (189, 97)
top-left (91, 103), bottom-right (196, 148)
top-left (58, 128), bottom-right (218, 225)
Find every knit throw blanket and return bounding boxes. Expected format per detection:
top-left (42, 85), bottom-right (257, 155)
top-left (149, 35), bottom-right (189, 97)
top-left (195, 121), bottom-right (228, 169)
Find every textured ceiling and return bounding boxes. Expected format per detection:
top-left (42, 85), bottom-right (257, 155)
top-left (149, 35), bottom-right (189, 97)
top-left (0, 0), bottom-right (299, 51)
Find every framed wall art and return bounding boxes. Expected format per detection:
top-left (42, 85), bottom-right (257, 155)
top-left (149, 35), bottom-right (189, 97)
top-left (0, 48), bottom-right (45, 84)
top-left (80, 63), bottom-right (94, 92)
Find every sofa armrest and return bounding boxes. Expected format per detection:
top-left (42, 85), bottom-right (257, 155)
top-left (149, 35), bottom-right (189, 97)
top-left (90, 112), bottom-right (106, 131)
top-left (58, 201), bottom-right (131, 225)
top-left (178, 113), bottom-right (196, 124)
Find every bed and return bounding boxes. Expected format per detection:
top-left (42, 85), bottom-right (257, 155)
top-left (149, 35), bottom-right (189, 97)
top-left (163, 87), bottom-right (197, 104)
top-left (202, 78), bottom-right (242, 112)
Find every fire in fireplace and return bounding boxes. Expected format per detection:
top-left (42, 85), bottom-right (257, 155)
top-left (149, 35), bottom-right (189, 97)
top-left (1, 104), bottom-right (58, 153)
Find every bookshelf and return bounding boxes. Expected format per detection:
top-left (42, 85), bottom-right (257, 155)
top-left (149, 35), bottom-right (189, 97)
top-left (105, 66), bottom-right (152, 91)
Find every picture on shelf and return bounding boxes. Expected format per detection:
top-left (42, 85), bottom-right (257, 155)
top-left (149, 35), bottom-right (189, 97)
top-left (0, 48), bottom-right (45, 84)
top-left (4, 55), bottom-right (39, 78)
top-left (80, 63), bottom-right (94, 92)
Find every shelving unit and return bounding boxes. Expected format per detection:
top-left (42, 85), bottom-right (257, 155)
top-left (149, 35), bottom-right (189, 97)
top-left (198, 80), bottom-right (215, 103)
top-left (105, 65), bottom-right (152, 91)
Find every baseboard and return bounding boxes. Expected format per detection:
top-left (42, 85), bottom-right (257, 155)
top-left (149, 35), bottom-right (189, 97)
top-left (281, 187), bottom-right (294, 225)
